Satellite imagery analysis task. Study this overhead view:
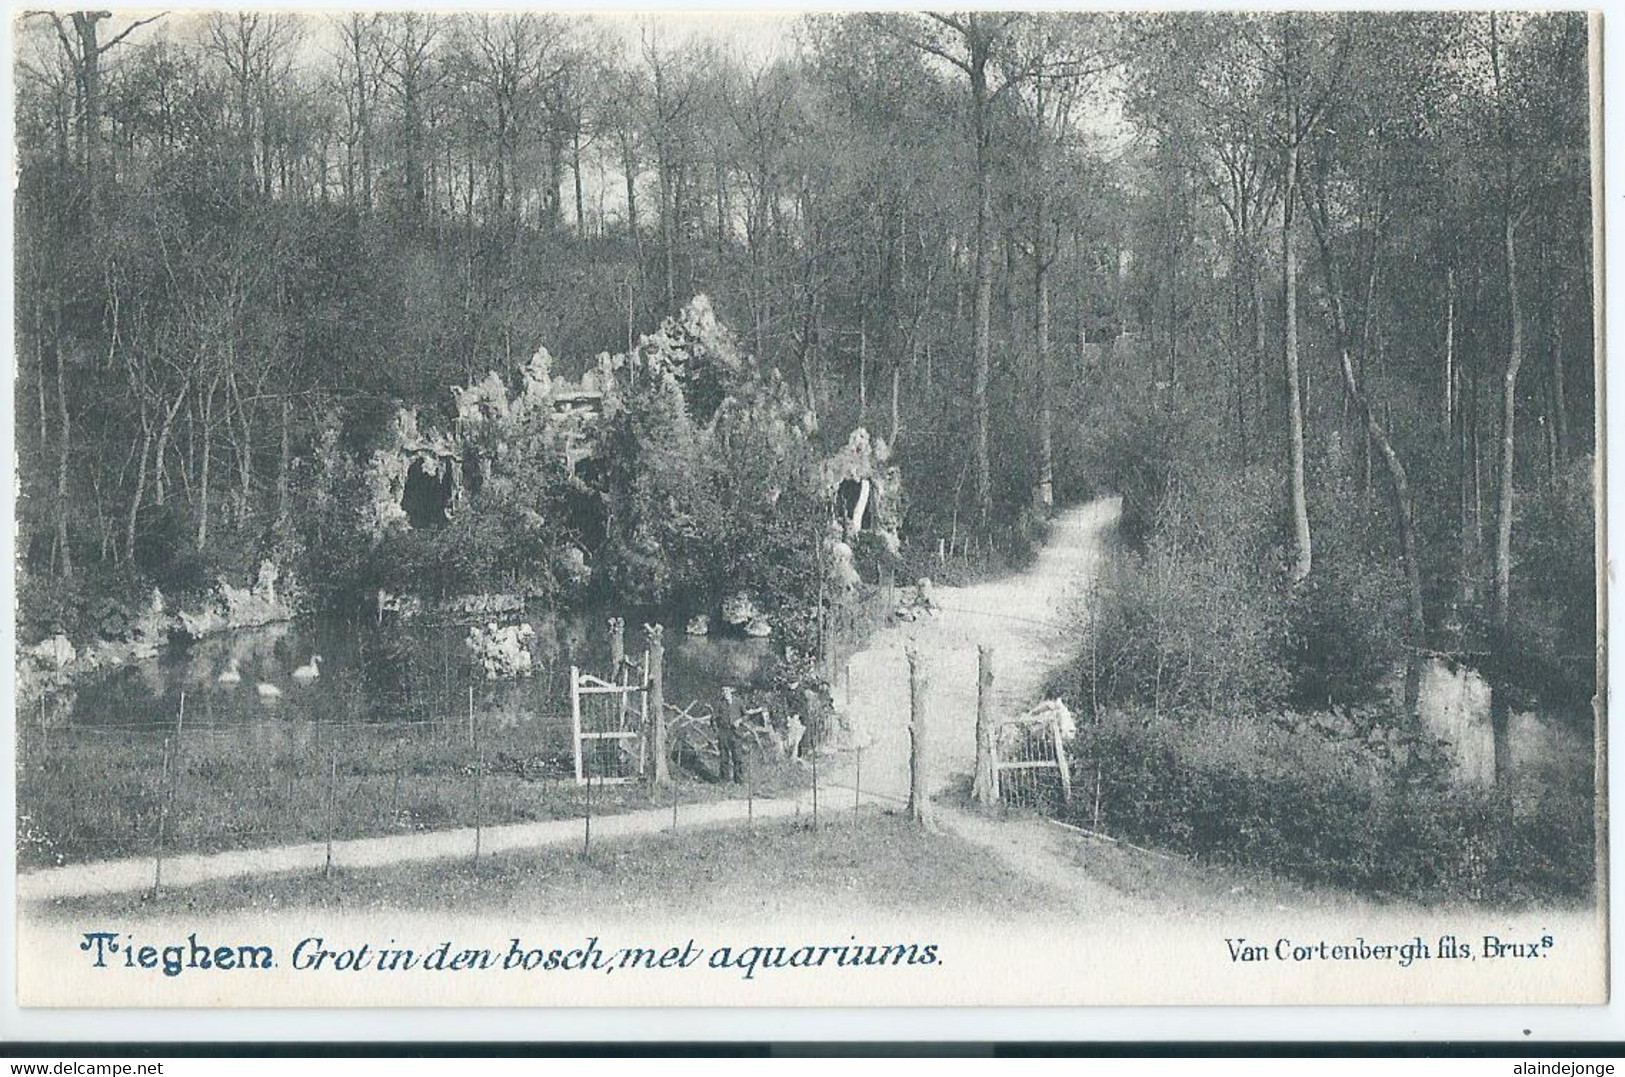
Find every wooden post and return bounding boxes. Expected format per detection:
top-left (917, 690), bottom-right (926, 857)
top-left (569, 665), bottom-right (584, 784)
top-left (608, 617), bottom-right (627, 728)
top-left (854, 747), bottom-right (863, 815)
top-left (152, 736), bottom-right (173, 898)
top-left (1051, 717), bottom-right (1073, 805)
top-left (973, 646), bottom-right (998, 806)
top-left (583, 765), bottom-right (594, 857)
top-left (907, 647), bottom-right (932, 826)
top-left (390, 747), bottom-right (403, 828)
top-left (473, 726), bottom-right (484, 864)
top-left (467, 684), bottom-right (475, 748)
top-left (811, 748), bottom-right (819, 829)
top-left (638, 650), bottom-right (650, 773)
top-left (608, 616), bottom-right (625, 673)
top-left (820, 606), bottom-right (834, 684)
top-left (646, 625), bottom-right (668, 786)
top-left (176, 690), bottom-right (186, 736)
top-left (324, 749), bottom-right (338, 877)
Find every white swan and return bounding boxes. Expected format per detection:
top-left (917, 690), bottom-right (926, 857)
top-left (217, 658), bottom-right (242, 685)
top-left (256, 682), bottom-right (283, 700)
top-left (292, 655), bottom-right (323, 682)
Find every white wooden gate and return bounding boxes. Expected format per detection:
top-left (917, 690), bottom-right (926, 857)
top-left (991, 712), bottom-right (1073, 809)
top-left (569, 654), bottom-right (649, 785)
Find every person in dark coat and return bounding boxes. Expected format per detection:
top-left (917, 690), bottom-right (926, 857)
top-left (715, 686), bottom-right (748, 784)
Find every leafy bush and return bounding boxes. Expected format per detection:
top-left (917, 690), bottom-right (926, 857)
top-left (1070, 705), bottom-right (1594, 903)
top-left (1069, 460), bottom-right (1291, 718)
top-left (16, 565), bottom-right (155, 647)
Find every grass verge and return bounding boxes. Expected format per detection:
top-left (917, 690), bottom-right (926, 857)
top-left (30, 808), bottom-right (1061, 920)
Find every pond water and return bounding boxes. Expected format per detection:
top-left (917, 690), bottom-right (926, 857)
top-left (1414, 658), bottom-right (1593, 791)
top-left (65, 608), bottom-right (775, 743)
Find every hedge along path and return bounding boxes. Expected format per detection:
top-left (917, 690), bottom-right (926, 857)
top-left (832, 497), bottom-right (1121, 805)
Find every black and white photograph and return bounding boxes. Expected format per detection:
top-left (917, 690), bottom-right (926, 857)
top-left (7, 6), bottom-right (1606, 1010)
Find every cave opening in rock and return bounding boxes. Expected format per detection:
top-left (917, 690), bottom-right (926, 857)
top-left (834, 477), bottom-right (876, 533)
top-left (462, 447), bottom-right (486, 497)
top-left (402, 457), bottom-right (454, 529)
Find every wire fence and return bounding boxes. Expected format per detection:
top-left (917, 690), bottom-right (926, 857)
top-left (17, 671), bottom-right (887, 886)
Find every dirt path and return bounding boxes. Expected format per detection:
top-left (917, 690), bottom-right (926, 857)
top-left (17, 791), bottom-right (842, 903)
top-left (835, 497), bottom-right (1120, 802)
top-left (829, 496), bottom-right (1232, 916)
top-left (824, 499), bottom-right (1406, 920)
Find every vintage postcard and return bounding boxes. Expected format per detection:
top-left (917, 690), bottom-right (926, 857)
top-left (8, 7), bottom-right (1606, 1011)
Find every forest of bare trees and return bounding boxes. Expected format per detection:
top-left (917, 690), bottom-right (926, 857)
top-left (15, 11), bottom-right (1593, 714)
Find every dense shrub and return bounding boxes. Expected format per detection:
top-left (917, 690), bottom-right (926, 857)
top-left (1070, 706), bottom-right (1595, 903)
top-left (1073, 460), bottom-right (1291, 718)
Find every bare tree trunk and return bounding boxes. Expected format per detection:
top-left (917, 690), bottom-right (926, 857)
top-left (1282, 139), bottom-right (1312, 582)
top-left (573, 126), bottom-right (586, 234)
top-left (890, 365), bottom-right (901, 445)
top-left (126, 424), bottom-right (152, 564)
top-left (1309, 206), bottom-right (1425, 654)
top-left (153, 384), bottom-right (183, 507)
top-left (55, 328), bottom-right (74, 577)
top-left (1551, 307), bottom-right (1567, 462)
top-left (970, 62), bottom-right (994, 531)
top-left (1252, 242), bottom-right (1267, 429)
top-left (34, 307), bottom-right (49, 450)
top-left (1493, 211), bottom-right (1525, 630)
top-left (621, 144), bottom-right (638, 233)
top-left (858, 320), bottom-right (868, 421)
top-left (230, 367), bottom-right (253, 508)
top-left (277, 396), bottom-right (291, 522)
top-left (1035, 181), bottom-right (1054, 513)
top-left (196, 379), bottom-right (216, 550)
top-left (1444, 266), bottom-right (1456, 429)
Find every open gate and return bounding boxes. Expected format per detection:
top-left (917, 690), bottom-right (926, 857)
top-left (991, 711), bottom-right (1073, 810)
top-left (569, 653), bottom-right (648, 785)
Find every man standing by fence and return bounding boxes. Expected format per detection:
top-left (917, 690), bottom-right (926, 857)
top-left (715, 687), bottom-right (748, 784)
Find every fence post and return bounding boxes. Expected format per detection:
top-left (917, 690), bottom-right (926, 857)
top-left (152, 736), bottom-right (173, 899)
top-left (811, 749), bottom-right (819, 829)
top-left (1051, 718), bottom-right (1074, 805)
top-left (582, 767), bottom-right (594, 858)
top-left (569, 666), bottom-right (584, 784)
top-left (854, 747), bottom-right (863, 816)
top-left (608, 617), bottom-right (627, 727)
top-left (646, 625), bottom-right (668, 787)
top-left (467, 684), bottom-right (475, 748)
top-left (973, 646), bottom-right (998, 807)
top-left (473, 725), bottom-right (485, 865)
top-left (390, 742), bottom-right (404, 827)
top-left (324, 749), bottom-right (338, 877)
top-left (907, 646), bottom-right (932, 826)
